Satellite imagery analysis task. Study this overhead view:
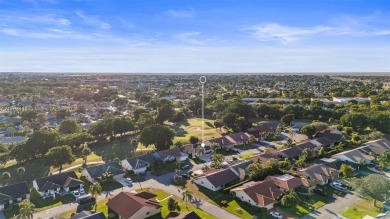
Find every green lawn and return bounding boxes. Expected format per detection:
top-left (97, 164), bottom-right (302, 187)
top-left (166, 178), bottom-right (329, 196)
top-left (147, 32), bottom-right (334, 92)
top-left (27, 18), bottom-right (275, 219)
top-left (0, 158), bottom-right (50, 185)
top-left (172, 118), bottom-right (223, 144)
top-left (151, 161), bottom-right (180, 176)
top-left (184, 181), bottom-right (272, 219)
top-left (240, 153), bottom-right (254, 160)
top-left (341, 199), bottom-right (381, 219)
top-left (143, 189), bottom-right (217, 219)
top-left (277, 194), bottom-right (331, 218)
top-left (30, 189), bottom-right (75, 212)
top-left (80, 177), bottom-right (123, 192)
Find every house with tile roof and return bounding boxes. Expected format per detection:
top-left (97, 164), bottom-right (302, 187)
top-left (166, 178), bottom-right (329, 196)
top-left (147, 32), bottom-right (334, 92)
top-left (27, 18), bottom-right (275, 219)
top-left (106, 191), bottom-right (161, 219)
top-left (82, 162), bottom-right (125, 183)
top-left (332, 147), bottom-right (375, 165)
top-left (360, 138), bottom-right (390, 156)
top-left (296, 164), bottom-right (339, 188)
top-left (204, 136), bottom-right (235, 150)
top-left (0, 182), bottom-right (30, 211)
top-left (231, 180), bottom-right (283, 210)
top-left (33, 171), bottom-right (83, 198)
top-left (265, 174), bottom-right (304, 191)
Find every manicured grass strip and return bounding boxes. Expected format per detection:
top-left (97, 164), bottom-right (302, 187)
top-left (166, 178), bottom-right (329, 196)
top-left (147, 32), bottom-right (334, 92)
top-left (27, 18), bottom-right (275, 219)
top-left (341, 199), bottom-right (381, 219)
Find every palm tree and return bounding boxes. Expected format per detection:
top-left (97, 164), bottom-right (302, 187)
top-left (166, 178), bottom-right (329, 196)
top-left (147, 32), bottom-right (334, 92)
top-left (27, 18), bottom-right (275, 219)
top-left (18, 199), bottom-right (35, 219)
top-left (167, 197), bottom-right (178, 212)
top-left (130, 139), bottom-right (138, 156)
top-left (89, 182), bottom-right (102, 211)
top-left (195, 145), bottom-right (204, 157)
top-left (17, 167), bottom-right (25, 180)
top-left (182, 189), bottom-right (193, 209)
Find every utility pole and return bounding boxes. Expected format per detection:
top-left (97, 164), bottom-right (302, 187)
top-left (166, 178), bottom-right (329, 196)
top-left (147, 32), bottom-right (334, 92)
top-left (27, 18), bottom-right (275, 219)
top-left (136, 159), bottom-right (143, 191)
top-left (200, 76), bottom-right (206, 149)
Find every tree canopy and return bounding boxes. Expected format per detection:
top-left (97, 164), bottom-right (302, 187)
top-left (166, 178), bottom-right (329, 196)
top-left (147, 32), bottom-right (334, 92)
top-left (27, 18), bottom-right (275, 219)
top-left (139, 124), bottom-right (175, 150)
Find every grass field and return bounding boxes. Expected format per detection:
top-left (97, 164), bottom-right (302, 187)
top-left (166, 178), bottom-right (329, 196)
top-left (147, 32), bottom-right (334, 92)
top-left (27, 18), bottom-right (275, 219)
top-left (341, 199), bottom-right (381, 219)
top-left (277, 194), bottom-right (331, 218)
top-left (172, 118), bottom-right (224, 144)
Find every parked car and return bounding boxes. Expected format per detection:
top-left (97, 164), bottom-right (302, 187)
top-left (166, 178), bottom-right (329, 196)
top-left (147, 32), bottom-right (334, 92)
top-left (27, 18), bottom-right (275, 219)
top-left (79, 187), bottom-right (85, 194)
top-left (125, 177), bottom-right (133, 184)
top-left (77, 194), bottom-right (95, 205)
top-left (270, 211), bottom-right (283, 219)
top-left (181, 173), bottom-right (189, 178)
top-left (181, 165), bottom-right (190, 170)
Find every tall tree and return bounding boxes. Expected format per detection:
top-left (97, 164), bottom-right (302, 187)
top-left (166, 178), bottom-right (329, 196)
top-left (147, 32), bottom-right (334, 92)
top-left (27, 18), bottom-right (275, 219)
top-left (167, 197), bottom-right (178, 212)
top-left (137, 113), bottom-right (156, 130)
top-left (18, 199), bottom-right (35, 219)
top-left (44, 145), bottom-right (75, 173)
top-left (156, 104), bottom-right (175, 124)
top-left (340, 164), bottom-right (354, 178)
top-left (351, 174), bottom-right (390, 206)
top-left (301, 125), bottom-right (317, 138)
top-left (281, 189), bottom-right (300, 207)
top-left (139, 124), bottom-right (175, 150)
top-left (189, 136), bottom-right (199, 144)
top-left (211, 154), bottom-right (225, 168)
top-left (89, 182), bottom-right (102, 211)
top-left (281, 114), bottom-right (294, 127)
top-left (59, 119), bottom-right (81, 135)
top-left (376, 152), bottom-right (390, 168)
top-left (81, 145), bottom-right (92, 166)
top-left (182, 189), bottom-right (193, 208)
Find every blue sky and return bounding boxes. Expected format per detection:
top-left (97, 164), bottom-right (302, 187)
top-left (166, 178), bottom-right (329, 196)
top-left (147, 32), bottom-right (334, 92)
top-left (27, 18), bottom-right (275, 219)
top-left (0, 0), bottom-right (389, 72)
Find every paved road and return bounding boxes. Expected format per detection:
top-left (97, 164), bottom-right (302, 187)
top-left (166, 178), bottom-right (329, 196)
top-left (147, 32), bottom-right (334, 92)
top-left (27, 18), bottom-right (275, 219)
top-left (301, 193), bottom-right (361, 219)
top-left (34, 171), bottom-right (240, 219)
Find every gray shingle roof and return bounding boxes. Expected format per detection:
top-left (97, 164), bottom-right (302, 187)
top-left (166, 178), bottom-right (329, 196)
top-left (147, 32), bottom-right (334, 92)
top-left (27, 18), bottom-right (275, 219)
top-left (85, 162), bottom-right (124, 179)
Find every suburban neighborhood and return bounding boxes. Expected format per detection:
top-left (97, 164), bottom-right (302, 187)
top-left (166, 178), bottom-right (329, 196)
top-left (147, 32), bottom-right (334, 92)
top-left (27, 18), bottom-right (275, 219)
top-left (0, 73), bottom-right (389, 219)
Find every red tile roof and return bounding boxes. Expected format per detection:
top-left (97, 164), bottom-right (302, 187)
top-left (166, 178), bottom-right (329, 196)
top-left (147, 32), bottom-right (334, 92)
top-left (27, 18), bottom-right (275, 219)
top-left (106, 191), bottom-right (161, 219)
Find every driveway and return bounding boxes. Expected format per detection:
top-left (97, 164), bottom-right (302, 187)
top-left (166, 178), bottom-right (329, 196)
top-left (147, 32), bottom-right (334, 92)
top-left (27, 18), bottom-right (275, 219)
top-left (301, 193), bottom-right (361, 219)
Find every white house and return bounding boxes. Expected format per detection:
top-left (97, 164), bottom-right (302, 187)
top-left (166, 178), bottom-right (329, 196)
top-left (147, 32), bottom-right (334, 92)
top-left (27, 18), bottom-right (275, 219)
top-left (153, 147), bottom-right (188, 162)
top-left (81, 162), bottom-right (125, 183)
top-left (33, 172), bottom-right (83, 199)
top-left (0, 182), bottom-right (30, 211)
top-left (121, 154), bottom-right (156, 174)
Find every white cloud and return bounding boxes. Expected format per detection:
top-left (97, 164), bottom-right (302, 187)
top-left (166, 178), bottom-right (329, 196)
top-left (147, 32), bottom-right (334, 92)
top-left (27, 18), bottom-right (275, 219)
top-left (244, 23), bottom-right (332, 43)
top-left (175, 32), bottom-right (215, 45)
top-left (164, 9), bottom-right (195, 18)
top-left (244, 13), bottom-right (390, 43)
top-left (75, 10), bottom-right (111, 29)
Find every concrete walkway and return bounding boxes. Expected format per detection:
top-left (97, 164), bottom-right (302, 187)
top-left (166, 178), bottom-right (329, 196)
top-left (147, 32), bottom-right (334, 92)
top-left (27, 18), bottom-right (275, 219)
top-left (34, 172), bottom-right (240, 219)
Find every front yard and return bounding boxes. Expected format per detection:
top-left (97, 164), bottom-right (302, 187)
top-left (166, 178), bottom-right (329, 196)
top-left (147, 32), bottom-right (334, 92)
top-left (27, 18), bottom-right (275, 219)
top-left (276, 194), bottom-right (332, 218)
top-left (340, 199), bottom-right (382, 219)
top-left (184, 181), bottom-right (272, 219)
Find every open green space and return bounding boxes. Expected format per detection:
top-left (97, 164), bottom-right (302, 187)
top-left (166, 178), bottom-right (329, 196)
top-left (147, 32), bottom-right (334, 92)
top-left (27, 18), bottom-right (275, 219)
top-left (277, 194), bottom-right (332, 218)
top-left (341, 199), bottom-right (381, 219)
top-left (172, 118), bottom-right (223, 144)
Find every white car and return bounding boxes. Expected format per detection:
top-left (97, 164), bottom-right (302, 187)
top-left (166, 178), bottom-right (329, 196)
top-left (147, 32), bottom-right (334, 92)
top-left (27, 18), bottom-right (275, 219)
top-left (72, 191), bottom-right (81, 198)
top-left (125, 177), bottom-right (133, 184)
top-left (79, 187), bottom-right (85, 194)
top-left (270, 211), bottom-right (283, 219)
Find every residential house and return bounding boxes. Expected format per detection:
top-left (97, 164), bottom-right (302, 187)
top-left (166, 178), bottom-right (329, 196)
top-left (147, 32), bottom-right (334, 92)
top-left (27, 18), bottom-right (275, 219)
top-left (315, 158), bottom-right (359, 171)
top-left (274, 147), bottom-right (302, 159)
top-left (231, 180), bottom-right (283, 210)
top-left (82, 162), bottom-right (125, 182)
top-left (71, 211), bottom-right (107, 219)
top-left (360, 138), bottom-right (390, 156)
top-left (154, 147), bottom-right (188, 162)
top-left (0, 136), bottom-right (26, 145)
top-left (316, 128), bottom-right (345, 143)
top-left (106, 191), bottom-right (161, 219)
top-left (193, 160), bottom-right (251, 191)
top-left (296, 164), bottom-right (339, 188)
top-left (33, 171), bottom-right (83, 198)
top-left (248, 153), bottom-right (278, 164)
top-left (246, 125), bottom-right (274, 141)
top-left (224, 132), bottom-right (251, 146)
top-left (193, 168), bottom-right (240, 191)
top-left (204, 136), bottom-right (235, 150)
top-left (181, 144), bottom-right (213, 158)
top-left (296, 141), bottom-right (321, 152)
top-left (122, 154), bottom-right (156, 174)
top-left (265, 174), bottom-right (304, 191)
top-left (0, 182), bottom-right (30, 211)
top-left (332, 148), bottom-right (375, 165)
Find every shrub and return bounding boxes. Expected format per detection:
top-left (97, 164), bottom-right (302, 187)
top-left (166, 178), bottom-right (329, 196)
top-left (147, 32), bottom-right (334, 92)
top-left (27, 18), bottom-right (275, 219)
top-left (221, 200), bottom-right (228, 206)
top-left (235, 208), bottom-right (243, 213)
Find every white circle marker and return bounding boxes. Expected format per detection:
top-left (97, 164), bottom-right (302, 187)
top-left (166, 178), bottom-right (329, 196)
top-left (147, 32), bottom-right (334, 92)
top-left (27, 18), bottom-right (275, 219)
top-left (199, 76), bottom-right (207, 84)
